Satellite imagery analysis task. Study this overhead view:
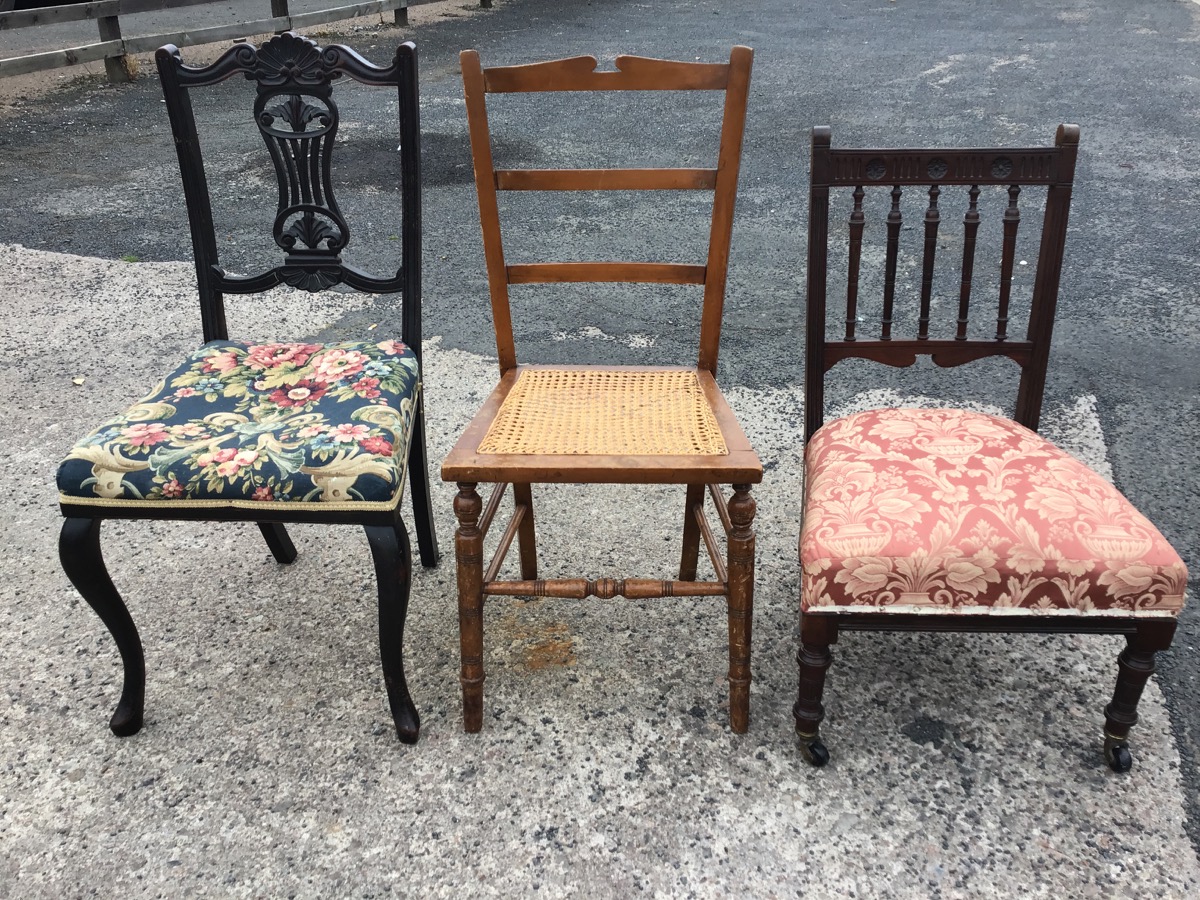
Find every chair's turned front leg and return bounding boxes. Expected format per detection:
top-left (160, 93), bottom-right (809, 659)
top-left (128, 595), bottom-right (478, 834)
top-left (726, 484), bottom-right (755, 733)
top-left (1103, 620), bottom-right (1177, 773)
top-left (793, 613), bottom-right (835, 767)
top-left (454, 483), bottom-right (486, 732)
top-left (59, 517), bottom-right (146, 737)
top-left (364, 521), bottom-right (419, 744)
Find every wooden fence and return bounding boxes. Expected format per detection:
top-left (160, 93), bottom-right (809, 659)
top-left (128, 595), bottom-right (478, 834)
top-left (0, 0), bottom-right (489, 82)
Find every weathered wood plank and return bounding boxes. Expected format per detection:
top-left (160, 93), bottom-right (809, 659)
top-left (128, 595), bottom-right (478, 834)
top-left (122, 17), bottom-right (288, 53)
top-left (289, 0), bottom-right (403, 30)
top-left (1, 0), bottom-right (439, 80)
top-left (121, 0), bottom-right (230, 16)
top-left (0, 40), bottom-right (119, 77)
top-left (1, 2), bottom-right (118, 31)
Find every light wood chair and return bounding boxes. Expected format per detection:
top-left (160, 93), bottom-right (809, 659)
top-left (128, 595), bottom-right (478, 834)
top-left (794, 125), bottom-right (1188, 772)
top-left (443, 47), bottom-right (762, 733)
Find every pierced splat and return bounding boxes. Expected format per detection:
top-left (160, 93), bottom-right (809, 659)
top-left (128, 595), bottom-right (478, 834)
top-left (158, 31), bottom-right (416, 320)
top-left (255, 87), bottom-right (350, 284)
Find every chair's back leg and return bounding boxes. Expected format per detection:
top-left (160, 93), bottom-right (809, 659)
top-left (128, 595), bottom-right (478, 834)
top-left (678, 483), bottom-right (706, 581)
top-left (364, 520), bottom-right (420, 744)
top-left (257, 522), bottom-right (298, 564)
top-left (407, 394), bottom-right (441, 568)
top-left (59, 517), bottom-right (146, 736)
top-left (512, 482), bottom-right (537, 580)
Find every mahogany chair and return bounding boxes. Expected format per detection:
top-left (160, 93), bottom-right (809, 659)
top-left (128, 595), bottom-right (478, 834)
top-left (55, 34), bottom-right (439, 743)
top-left (444, 47), bottom-right (762, 733)
top-left (794, 125), bottom-right (1187, 771)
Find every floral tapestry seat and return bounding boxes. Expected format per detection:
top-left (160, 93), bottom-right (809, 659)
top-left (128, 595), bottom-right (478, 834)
top-left (800, 408), bottom-right (1187, 618)
top-left (58, 339), bottom-right (421, 512)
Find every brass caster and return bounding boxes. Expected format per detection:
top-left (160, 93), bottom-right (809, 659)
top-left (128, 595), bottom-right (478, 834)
top-left (1104, 736), bottom-right (1133, 773)
top-left (798, 732), bottom-right (830, 767)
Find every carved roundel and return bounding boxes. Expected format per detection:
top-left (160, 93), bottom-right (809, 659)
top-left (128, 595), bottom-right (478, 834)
top-left (865, 158), bottom-right (887, 180)
top-left (991, 155), bottom-right (1014, 178)
top-left (926, 158), bottom-right (948, 180)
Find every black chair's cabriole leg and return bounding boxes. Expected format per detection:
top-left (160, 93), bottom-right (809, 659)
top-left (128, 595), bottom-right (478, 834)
top-left (794, 613), bottom-right (836, 767)
top-left (258, 522), bottom-right (298, 564)
top-left (1102, 619), bottom-right (1176, 773)
top-left (407, 393), bottom-right (441, 568)
top-left (364, 520), bottom-right (420, 744)
top-left (59, 517), bottom-right (146, 737)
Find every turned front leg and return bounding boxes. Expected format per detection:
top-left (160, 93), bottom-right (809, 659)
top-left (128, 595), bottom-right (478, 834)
top-left (793, 613), bottom-right (836, 766)
top-left (1102, 620), bottom-right (1176, 773)
top-left (726, 484), bottom-right (755, 733)
top-left (454, 483), bottom-right (486, 732)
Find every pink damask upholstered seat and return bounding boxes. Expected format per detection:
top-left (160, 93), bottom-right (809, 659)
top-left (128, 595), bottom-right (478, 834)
top-left (801, 408), bottom-right (1186, 616)
top-left (793, 126), bottom-right (1187, 773)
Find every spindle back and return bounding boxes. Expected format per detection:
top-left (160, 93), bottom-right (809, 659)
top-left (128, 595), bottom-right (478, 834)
top-left (804, 125), bottom-right (1079, 441)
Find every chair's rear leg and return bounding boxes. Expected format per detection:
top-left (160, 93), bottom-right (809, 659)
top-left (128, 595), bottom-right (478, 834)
top-left (1102, 619), bottom-right (1176, 773)
top-left (793, 613), bottom-right (836, 767)
top-left (726, 485), bottom-right (755, 733)
top-left (513, 482), bottom-right (537, 580)
top-left (678, 483), bottom-right (705, 581)
top-left (364, 521), bottom-right (420, 744)
top-left (59, 517), bottom-right (145, 737)
top-left (257, 522), bottom-right (297, 564)
top-left (408, 394), bottom-right (441, 568)
top-left (454, 483), bottom-right (486, 732)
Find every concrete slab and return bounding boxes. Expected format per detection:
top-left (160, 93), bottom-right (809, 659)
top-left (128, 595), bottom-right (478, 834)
top-left (1, 244), bottom-right (1196, 896)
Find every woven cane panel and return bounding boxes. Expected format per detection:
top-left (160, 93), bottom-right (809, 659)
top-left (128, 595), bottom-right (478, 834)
top-left (478, 369), bottom-right (728, 456)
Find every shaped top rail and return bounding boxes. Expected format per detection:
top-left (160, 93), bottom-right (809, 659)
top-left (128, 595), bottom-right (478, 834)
top-left (159, 32), bottom-right (412, 89)
top-left (477, 48), bottom-right (751, 92)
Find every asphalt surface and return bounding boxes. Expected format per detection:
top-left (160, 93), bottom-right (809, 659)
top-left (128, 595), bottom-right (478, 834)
top-left (1, 0), bottom-right (1198, 893)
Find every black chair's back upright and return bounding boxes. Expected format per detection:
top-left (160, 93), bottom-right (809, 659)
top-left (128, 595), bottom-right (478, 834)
top-left (155, 33), bottom-right (422, 358)
top-left (804, 125), bottom-right (1079, 441)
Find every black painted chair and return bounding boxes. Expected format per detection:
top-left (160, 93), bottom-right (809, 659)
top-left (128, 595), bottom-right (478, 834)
top-left (55, 33), bottom-right (439, 744)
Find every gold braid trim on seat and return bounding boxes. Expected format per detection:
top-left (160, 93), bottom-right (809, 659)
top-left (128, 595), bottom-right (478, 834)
top-left (478, 368), bottom-right (728, 456)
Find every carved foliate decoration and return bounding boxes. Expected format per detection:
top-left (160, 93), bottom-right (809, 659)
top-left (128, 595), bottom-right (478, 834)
top-left (926, 158), bottom-right (948, 180)
top-left (247, 31), bottom-right (339, 88)
top-left (990, 156), bottom-right (1014, 179)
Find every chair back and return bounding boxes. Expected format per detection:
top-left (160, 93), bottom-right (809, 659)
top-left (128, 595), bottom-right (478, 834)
top-left (155, 33), bottom-right (422, 356)
top-left (804, 125), bottom-right (1079, 441)
top-left (460, 47), bottom-right (753, 375)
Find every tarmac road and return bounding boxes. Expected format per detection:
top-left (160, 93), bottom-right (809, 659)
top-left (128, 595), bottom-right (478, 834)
top-left (1, 0), bottom-right (1198, 893)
